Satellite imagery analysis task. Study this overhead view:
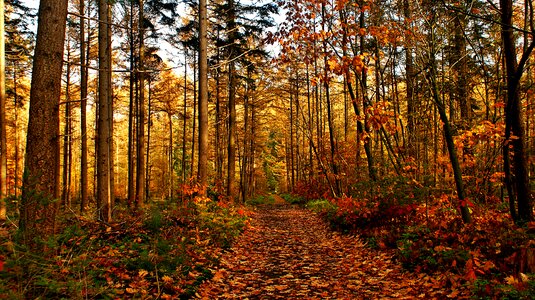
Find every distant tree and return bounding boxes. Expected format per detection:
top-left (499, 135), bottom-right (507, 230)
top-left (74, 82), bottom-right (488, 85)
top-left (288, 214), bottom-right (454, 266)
top-left (212, 0), bottom-right (277, 199)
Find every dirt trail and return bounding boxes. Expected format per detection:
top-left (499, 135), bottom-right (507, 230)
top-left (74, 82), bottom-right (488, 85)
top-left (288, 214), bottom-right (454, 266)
top-left (196, 201), bottom-right (468, 299)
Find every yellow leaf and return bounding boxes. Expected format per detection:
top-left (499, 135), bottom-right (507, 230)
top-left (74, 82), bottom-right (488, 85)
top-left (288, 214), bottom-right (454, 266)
top-left (213, 270), bottom-right (225, 282)
top-left (505, 275), bottom-right (517, 285)
top-left (138, 269), bottom-right (148, 278)
top-left (162, 275), bottom-right (173, 284)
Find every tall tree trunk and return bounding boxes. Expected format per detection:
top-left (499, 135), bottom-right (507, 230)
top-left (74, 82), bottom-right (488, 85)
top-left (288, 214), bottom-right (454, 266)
top-left (62, 46), bottom-right (72, 209)
top-left (80, 0), bottom-right (89, 212)
top-left (403, 0), bottom-right (415, 157)
top-left (241, 79), bottom-right (250, 202)
top-left (198, 0), bottom-right (209, 190)
top-left (215, 38), bottom-right (223, 185)
top-left (358, 6), bottom-right (377, 182)
top-left (289, 79), bottom-right (295, 190)
top-left (227, 60), bottom-right (237, 198)
top-left (226, 0), bottom-right (238, 199)
top-left (97, 0), bottom-right (112, 222)
top-left (322, 2), bottom-right (340, 196)
top-left (136, 0), bottom-right (146, 209)
top-left (20, 0), bottom-right (68, 244)
top-left (168, 111), bottom-right (173, 199)
top-left (427, 19), bottom-right (471, 224)
top-left (182, 49), bottom-right (188, 183)
top-left (127, 0), bottom-right (136, 206)
top-left (500, 0), bottom-right (534, 223)
top-left (146, 79), bottom-right (152, 200)
top-left (107, 3), bottom-right (114, 212)
top-left (13, 63), bottom-right (19, 198)
top-left (0, 0), bottom-right (6, 221)
top-left (191, 56), bottom-right (197, 178)
top-left (306, 63), bottom-right (314, 179)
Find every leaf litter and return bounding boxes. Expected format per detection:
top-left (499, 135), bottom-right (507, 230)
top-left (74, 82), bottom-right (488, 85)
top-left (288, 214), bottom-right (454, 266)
top-left (196, 201), bottom-right (470, 299)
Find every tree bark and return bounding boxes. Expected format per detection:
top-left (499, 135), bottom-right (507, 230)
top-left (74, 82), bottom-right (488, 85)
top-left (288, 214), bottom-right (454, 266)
top-left (136, 0), bottom-right (146, 209)
top-left (403, 0), bottom-right (415, 157)
top-left (198, 0), bottom-right (209, 190)
top-left (226, 0), bottom-right (238, 199)
top-left (127, 0), bottom-right (136, 206)
top-left (80, 0), bottom-right (89, 213)
top-left (146, 79), bottom-right (152, 200)
top-left (97, 0), bottom-right (112, 222)
top-left (20, 0), bottom-right (68, 244)
top-left (322, 2), bottom-right (340, 196)
top-left (62, 46), bottom-right (72, 209)
top-left (227, 60), bottom-right (237, 198)
top-left (182, 49), bottom-right (188, 183)
top-left (0, 0), bottom-right (7, 221)
top-left (500, 0), bottom-right (534, 223)
top-left (427, 21), bottom-right (471, 224)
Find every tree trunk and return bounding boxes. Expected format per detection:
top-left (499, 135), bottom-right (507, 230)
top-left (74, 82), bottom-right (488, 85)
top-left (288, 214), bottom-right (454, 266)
top-left (182, 49), bottom-right (188, 183)
top-left (227, 60), bottom-right (237, 198)
top-left (127, 0), bottom-right (136, 206)
top-left (241, 80), bottom-right (250, 202)
top-left (322, 2), bottom-right (340, 196)
top-left (168, 111), bottom-right (173, 199)
top-left (80, 0), bottom-right (89, 213)
top-left (107, 3), bottom-right (114, 212)
top-left (136, 0), bottom-right (146, 209)
top-left (62, 46), bottom-right (72, 209)
top-left (13, 63), bottom-right (19, 198)
top-left (215, 38), bottom-right (223, 185)
top-left (20, 0), bottom-right (68, 244)
top-left (97, 0), bottom-right (112, 222)
top-left (191, 56), bottom-right (197, 178)
top-left (403, 0), bottom-right (415, 157)
top-left (500, 0), bottom-right (534, 223)
top-left (358, 7), bottom-right (377, 182)
top-left (225, 0), bottom-right (238, 199)
top-left (427, 23), bottom-right (471, 224)
top-left (146, 79), bottom-right (152, 200)
top-left (289, 79), bottom-right (295, 191)
top-left (0, 0), bottom-right (6, 221)
top-left (198, 0), bottom-right (209, 190)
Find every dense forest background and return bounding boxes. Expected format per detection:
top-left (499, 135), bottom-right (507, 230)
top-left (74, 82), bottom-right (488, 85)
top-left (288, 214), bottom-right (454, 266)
top-left (0, 0), bottom-right (534, 298)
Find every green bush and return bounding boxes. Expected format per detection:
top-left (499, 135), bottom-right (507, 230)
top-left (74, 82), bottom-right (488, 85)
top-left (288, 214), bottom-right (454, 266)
top-left (305, 199), bottom-right (337, 213)
top-left (195, 201), bottom-right (247, 249)
top-left (246, 195), bottom-right (275, 206)
top-left (281, 193), bottom-right (305, 204)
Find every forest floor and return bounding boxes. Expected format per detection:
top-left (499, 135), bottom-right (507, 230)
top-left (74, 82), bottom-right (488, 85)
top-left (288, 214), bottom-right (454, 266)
top-left (196, 195), bottom-right (470, 299)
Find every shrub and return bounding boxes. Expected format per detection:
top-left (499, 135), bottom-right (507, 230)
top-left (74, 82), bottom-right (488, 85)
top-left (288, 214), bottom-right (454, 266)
top-left (281, 193), bottom-right (305, 204)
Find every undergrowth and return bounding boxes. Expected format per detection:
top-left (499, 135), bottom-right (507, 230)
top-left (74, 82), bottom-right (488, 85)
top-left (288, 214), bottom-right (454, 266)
top-left (0, 197), bottom-right (247, 299)
top-left (295, 177), bottom-right (535, 299)
top-left (246, 195), bottom-right (276, 206)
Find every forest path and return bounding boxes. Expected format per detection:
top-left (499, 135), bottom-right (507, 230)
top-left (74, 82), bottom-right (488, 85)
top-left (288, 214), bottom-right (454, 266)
top-left (196, 200), bottom-right (467, 299)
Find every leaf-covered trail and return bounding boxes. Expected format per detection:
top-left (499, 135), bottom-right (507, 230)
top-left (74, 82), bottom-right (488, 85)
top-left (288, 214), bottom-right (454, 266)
top-left (197, 198), bottom-right (469, 299)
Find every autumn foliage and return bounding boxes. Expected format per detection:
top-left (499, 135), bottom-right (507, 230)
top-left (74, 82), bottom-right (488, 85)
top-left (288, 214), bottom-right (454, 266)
top-left (293, 182), bottom-right (535, 298)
